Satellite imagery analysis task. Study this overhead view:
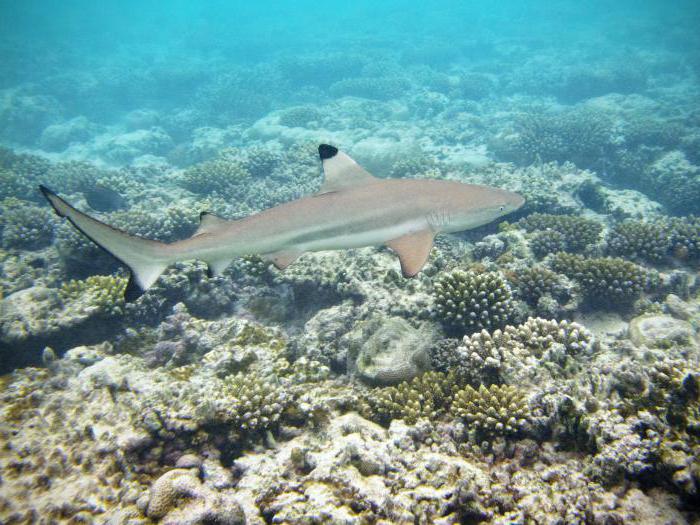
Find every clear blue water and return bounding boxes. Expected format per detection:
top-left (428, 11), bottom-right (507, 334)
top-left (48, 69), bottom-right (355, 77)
top-left (2, 2), bottom-right (700, 521)
top-left (2, 0), bottom-right (698, 127)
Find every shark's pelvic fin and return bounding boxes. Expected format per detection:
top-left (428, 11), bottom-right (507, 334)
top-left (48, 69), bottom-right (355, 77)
top-left (40, 185), bottom-right (169, 300)
top-left (264, 249), bottom-right (302, 270)
top-left (386, 230), bottom-right (435, 277)
top-left (195, 211), bottom-right (229, 236)
top-left (318, 144), bottom-right (378, 193)
top-left (206, 258), bottom-right (233, 278)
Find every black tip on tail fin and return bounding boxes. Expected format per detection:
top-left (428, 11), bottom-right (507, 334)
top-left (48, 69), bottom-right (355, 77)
top-left (318, 144), bottom-right (338, 160)
top-left (124, 274), bottom-right (145, 303)
top-left (39, 185), bottom-right (65, 217)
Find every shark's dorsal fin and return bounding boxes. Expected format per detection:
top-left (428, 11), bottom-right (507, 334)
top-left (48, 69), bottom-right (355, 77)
top-left (264, 249), bottom-right (302, 270)
top-left (318, 144), bottom-right (378, 194)
top-left (386, 230), bottom-right (435, 277)
top-left (195, 211), bottom-right (229, 236)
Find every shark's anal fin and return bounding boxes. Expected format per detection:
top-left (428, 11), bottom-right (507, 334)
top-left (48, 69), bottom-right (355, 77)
top-left (195, 211), bottom-right (229, 236)
top-left (264, 250), bottom-right (302, 271)
top-left (386, 230), bottom-right (435, 277)
top-left (318, 144), bottom-right (378, 194)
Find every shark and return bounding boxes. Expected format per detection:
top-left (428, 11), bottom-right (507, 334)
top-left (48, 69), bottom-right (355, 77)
top-left (40, 144), bottom-right (524, 301)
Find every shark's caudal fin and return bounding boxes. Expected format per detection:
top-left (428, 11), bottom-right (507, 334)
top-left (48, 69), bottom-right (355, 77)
top-left (40, 186), bottom-right (170, 302)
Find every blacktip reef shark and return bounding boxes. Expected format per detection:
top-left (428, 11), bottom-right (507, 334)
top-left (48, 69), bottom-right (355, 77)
top-left (40, 145), bottom-right (524, 302)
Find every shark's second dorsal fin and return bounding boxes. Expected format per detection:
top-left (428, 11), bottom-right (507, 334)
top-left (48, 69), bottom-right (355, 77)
top-left (318, 144), bottom-right (378, 194)
top-left (195, 212), bottom-right (229, 236)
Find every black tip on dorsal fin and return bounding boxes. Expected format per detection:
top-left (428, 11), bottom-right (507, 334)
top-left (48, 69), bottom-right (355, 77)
top-left (318, 144), bottom-right (338, 160)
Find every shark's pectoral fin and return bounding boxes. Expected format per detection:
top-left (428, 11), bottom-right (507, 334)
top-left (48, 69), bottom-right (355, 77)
top-left (386, 230), bottom-right (435, 277)
top-left (317, 145), bottom-right (379, 194)
top-left (264, 249), bottom-right (303, 270)
top-left (194, 211), bottom-right (229, 236)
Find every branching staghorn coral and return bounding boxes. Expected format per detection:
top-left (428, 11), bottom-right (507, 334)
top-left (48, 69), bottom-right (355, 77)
top-left (360, 371), bottom-right (455, 425)
top-left (0, 198), bottom-right (55, 250)
top-left (200, 372), bottom-right (289, 432)
top-left (451, 384), bottom-right (531, 437)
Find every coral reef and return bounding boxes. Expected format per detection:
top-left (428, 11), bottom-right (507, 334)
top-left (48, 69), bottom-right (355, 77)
top-left (452, 384), bottom-right (531, 438)
top-left (60, 274), bottom-right (128, 318)
top-left (2, 11), bottom-right (700, 522)
top-left (360, 371), bottom-right (455, 425)
top-left (666, 215), bottom-right (700, 262)
top-left (145, 468), bottom-right (244, 523)
top-left (432, 269), bottom-right (515, 334)
top-left (0, 198), bottom-right (55, 250)
top-left (436, 317), bottom-right (593, 386)
top-left (550, 253), bottom-right (652, 304)
top-left (606, 220), bottom-right (670, 263)
top-left (519, 213), bottom-right (603, 253)
top-left (492, 107), bottom-right (614, 169)
top-left (507, 265), bottom-right (566, 305)
top-left (176, 151), bottom-right (251, 198)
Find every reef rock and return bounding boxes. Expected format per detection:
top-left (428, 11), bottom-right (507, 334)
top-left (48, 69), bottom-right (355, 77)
top-left (628, 314), bottom-right (695, 347)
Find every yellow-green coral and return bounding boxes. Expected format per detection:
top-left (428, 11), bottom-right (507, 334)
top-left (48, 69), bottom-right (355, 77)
top-left (200, 372), bottom-right (289, 432)
top-left (361, 371), bottom-right (455, 425)
top-left (451, 384), bottom-right (530, 437)
top-left (60, 275), bottom-right (128, 317)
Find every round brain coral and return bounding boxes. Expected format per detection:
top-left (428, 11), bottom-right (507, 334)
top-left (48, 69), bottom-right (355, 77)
top-left (433, 270), bottom-right (515, 334)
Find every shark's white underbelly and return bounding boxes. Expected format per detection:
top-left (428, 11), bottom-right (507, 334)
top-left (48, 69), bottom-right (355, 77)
top-left (282, 218), bottom-right (428, 253)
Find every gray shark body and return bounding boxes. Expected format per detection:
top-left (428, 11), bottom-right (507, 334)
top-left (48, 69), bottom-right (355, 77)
top-left (41, 145), bottom-right (524, 301)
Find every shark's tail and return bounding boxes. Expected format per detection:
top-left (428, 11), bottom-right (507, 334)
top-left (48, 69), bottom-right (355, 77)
top-left (40, 185), bottom-right (170, 302)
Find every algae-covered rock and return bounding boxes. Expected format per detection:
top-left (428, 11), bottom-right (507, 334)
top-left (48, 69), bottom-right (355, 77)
top-left (348, 316), bottom-right (434, 385)
top-left (629, 314), bottom-right (694, 348)
top-left (0, 286), bottom-right (63, 344)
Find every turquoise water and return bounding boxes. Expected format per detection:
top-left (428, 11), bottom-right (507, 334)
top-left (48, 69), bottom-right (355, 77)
top-left (1, 1), bottom-right (700, 523)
